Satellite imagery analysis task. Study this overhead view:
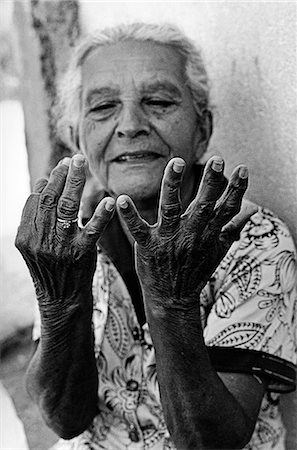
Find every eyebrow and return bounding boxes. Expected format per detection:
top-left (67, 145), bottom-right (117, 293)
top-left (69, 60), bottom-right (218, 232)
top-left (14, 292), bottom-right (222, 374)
top-left (85, 87), bottom-right (120, 105)
top-left (84, 81), bottom-right (183, 105)
top-left (141, 81), bottom-right (182, 97)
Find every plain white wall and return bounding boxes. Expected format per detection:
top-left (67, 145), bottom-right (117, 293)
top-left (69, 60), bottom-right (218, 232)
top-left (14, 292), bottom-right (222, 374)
top-left (81, 1), bottom-right (297, 244)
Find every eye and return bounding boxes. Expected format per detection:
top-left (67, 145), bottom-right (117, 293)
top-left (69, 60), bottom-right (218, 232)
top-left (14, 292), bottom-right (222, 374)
top-left (90, 102), bottom-right (116, 113)
top-left (88, 102), bottom-right (118, 120)
top-left (144, 99), bottom-right (175, 109)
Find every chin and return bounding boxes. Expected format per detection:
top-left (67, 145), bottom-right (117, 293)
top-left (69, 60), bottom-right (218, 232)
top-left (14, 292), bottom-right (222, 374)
top-left (106, 163), bottom-right (165, 201)
top-left (112, 182), bottom-right (159, 204)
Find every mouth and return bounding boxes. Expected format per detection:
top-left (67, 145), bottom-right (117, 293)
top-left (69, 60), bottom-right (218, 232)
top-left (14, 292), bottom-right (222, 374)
top-left (112, 152), bottom-right (163, 163)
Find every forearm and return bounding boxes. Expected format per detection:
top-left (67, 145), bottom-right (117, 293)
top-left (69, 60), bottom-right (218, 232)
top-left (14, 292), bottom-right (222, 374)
top-left (146, 300), bottom-right (254, 449)
top-left (118, 157), bottom-right (259, 447)
top-left (15, 156), bottom-right (116, 438)
top-left (27, 291), bottom-right (98, 439)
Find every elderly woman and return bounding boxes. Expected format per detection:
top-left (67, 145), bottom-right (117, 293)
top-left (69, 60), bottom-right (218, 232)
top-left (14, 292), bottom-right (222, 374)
top-left (16, 23), bottom-right (296, 449)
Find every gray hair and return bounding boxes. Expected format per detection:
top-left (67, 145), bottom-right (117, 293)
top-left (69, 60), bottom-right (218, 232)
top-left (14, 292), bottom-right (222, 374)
top-left (55, 22), bottom-right (210, 151)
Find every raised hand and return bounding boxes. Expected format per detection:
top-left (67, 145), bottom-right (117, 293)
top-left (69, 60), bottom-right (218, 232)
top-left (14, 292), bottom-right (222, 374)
top-left (117, 156), bottom-right (257, 313)
top-left (15, 155), bottom-right (115, 311)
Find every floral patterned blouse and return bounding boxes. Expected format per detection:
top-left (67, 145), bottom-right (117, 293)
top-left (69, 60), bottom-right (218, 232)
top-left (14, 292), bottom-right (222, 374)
top-left (35, 206), bottom-right (296, 450)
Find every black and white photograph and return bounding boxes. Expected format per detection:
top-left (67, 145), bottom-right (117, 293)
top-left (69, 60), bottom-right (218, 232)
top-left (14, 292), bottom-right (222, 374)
top-left (1, 1), bottom-right (296, 449)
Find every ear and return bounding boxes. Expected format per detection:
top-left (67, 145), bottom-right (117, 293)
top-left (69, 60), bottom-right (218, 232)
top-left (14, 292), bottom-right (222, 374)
top-left (195, 109), bottom-right (213, 160)
top-left (69, 125), bottom-right (81, 153)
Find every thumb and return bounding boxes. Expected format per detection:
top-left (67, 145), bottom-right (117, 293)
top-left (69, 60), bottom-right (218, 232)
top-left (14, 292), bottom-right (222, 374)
top-left (220, 199), bottom-right (258, 243)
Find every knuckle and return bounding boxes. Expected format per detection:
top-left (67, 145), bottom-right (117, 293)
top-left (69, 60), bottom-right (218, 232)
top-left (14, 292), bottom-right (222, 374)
top-left (85, 217), bottom-right (104, 235)
top-left (15, 233), bottom-right (34, 256)
top-left (165, 177), bottom-right (180, 190)
top-left (225, 200), bottom-right (241, 216)
top-left (165, 191), bottom-right (180, 206)
top-left (20, 196), bottom-right (35, 217)
top-left (33, 177), bottom-right (48, 191)
top-left (15, 234), bottom-right (25, 251)
top-left (123, 209), bottom-right (137, 224)
top-left (40, 188), bottom-right (58, 207)
top-left (161, 203), bottom-right (181, 218)
top-left (132, 222), bottom-right (149, 242)
top-left (68, 174), bottom-right (85, 190)
top-left (230, 177), bottom-right (247, 191)
top-left (85, 224), bottom-right (102, 241)
top-left (58, 197), bottom-right (78, 217)
top-left (195, 201), bottom-right (214, 217)
top-left (128, 217), bottom-right (141, 232)
top-left (51, 167), bottom-right (68, 185)
top-left (85, 226), bottom-right (98, 236)
top-left (205, 169), bottom-right (223, 186)
top-left (52, 164), bottom-right (66, 176)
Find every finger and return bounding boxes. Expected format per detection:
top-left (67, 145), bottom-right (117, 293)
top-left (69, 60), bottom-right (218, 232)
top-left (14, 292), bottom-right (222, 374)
top-left (219, 200), bottom-right (258, 249)
top-left (158, 158), bottom-right (184, 234)
top-left (117, 195), bottom-right (150, 247)
top-left (207, 165), bottom-right (249, 233)
top-left (15, 194), bottom-right (40, 248)
top-left (57, 155), bottom-right (86, 223)
top-left (39, 158), bottom-right (71, 210)
top-left (182, 156), bottom-right (227, 233)
top-left (33, 177), bottom-right (48, 193)
top-left (79, 197), bottom-right (116, 249)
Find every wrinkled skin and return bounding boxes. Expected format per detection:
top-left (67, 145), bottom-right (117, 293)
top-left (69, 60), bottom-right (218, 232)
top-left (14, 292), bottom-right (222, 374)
top-left (15, 152), bottom-right (263, 447)
top-left (16, 154), bottom-right (253, 319)
top-left (16, 155), bottom-right (115, 316)
top-left (117, 157), bottom-right (262, 449)
top-left (117, 156), bottom-right (255, 313)
top-left (15, 155), bottom-right (115, 438)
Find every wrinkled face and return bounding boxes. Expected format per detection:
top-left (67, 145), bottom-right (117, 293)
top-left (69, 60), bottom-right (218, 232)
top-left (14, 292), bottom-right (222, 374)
top-left (78, 40), bottom-right (205, 202)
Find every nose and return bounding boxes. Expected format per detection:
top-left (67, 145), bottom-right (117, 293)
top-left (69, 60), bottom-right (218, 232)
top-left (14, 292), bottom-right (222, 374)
top-left (116, 102), bottom-right (150, 138)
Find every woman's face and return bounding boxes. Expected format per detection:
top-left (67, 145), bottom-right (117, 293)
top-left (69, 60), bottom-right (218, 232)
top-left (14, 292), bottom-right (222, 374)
top-left (78, 40), bottom-right (205, 204)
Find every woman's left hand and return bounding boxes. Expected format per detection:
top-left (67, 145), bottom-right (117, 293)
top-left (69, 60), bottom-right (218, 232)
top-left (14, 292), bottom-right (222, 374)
top-left (117, 156), bottom-right (257, 314)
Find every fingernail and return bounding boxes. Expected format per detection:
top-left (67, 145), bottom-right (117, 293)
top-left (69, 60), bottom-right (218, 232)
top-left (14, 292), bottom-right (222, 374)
top-left (118, 197), bottom-right (129, 209)
top-left (239, 166), bottom-right (248, 179)
top-left (173, 159), bottom-right (185, 173)
top-left (61, 157), bottom-right (71, 167)
top-left (212, 159), bottom-right (224, 172)
top-left (73, 154), bottom-right (85, 168)
top-left (105, 199), bottom-right (115, 212)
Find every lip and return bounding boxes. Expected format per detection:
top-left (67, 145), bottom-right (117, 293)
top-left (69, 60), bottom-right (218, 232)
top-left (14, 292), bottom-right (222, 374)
top-left (110, 151), bottom-right (164, 163)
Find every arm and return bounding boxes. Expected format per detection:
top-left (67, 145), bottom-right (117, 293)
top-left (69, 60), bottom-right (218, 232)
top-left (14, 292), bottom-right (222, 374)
top-left (118, 156), bottom-right (262, 449)
top-left (146, 306), bottom-right (265, 449)
top-left (27, 302), bottom-right (97, 439)
top-left (15, 155), bottom-right (115, 439)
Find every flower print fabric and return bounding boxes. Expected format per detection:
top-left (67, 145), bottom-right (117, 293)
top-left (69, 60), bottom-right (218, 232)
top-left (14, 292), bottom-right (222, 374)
top-left (43, 207), bottom-right (296, 450)
top-left (204, 207), bottom-right (296, 367)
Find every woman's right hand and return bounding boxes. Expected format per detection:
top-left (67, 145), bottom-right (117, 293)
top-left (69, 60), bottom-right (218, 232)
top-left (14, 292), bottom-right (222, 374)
top-left (15, 155), bottom-right (115, 318)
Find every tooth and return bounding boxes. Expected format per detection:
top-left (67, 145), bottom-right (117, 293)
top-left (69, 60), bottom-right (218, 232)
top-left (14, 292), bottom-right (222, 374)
top-left (116, 153), bottom-right (158, 162)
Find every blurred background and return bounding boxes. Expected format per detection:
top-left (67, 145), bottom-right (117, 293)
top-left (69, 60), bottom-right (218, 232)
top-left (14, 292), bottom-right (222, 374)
top-left (0, 1), bottom-right (296, 449)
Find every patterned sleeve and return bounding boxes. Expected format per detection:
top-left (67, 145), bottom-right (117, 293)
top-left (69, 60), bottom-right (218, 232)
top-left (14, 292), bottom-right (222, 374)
top-left (203, 207), bottom-right (297, 392)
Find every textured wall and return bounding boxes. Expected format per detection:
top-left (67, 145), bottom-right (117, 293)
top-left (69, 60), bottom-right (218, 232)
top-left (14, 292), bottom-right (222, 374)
top-left (82, 1), bottom-right (297, 244)
top-left (202, 3), bottom-right (297, 247)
